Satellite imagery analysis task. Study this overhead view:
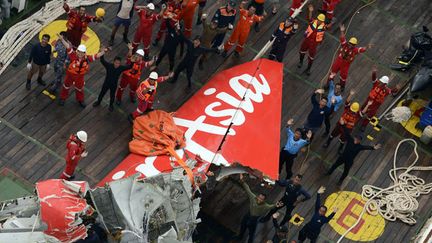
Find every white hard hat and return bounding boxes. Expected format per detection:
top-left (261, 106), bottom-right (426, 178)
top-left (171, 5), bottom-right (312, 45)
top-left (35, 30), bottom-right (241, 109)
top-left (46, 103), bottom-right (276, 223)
top-left (147, 3), bottom-right (155, 10)
top-left (136, 49), bottom-right (145, 56)
top-left (77, 44), bottom-right (87, 53)
top-left (379, 76), bottom-right (389, 84)
top-left (149, 71), bottom-right (158, 80)
top-left (76, 131), bottom-right (88, 143)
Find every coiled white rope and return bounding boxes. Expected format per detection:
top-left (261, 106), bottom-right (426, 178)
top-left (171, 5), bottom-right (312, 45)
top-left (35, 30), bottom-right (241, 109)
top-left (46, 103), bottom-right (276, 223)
top-left (0, 0), bottom-right (120, 76)
top-left (337, 139), bottom-right (432, 242)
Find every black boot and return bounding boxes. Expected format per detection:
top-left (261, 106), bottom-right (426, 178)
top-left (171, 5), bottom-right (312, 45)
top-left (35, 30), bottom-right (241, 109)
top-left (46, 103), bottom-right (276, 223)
top-left (123, 33), bottom-right (129, 43)
top-left (233, 51), bottom-right (240, 58)
top-left (26, 79), bottom-right (31, 90)
top-left (338, 143), bottom-right (345, 154)
top-left (93, 101), bottom-right (101, 107)
top-left (78, 101), bottom-right (86, 108)
top-left (304, 62), bottom-right (312, 76)
top-left (298, 53), bottom-right (305, 68)
top-left (323, 137), bottom-right (333, 148)
top-left (152, 39), bottom-right (159, 47)
top-left (254, 22), bottom-right (260, 32)
top-left (37, 77), bottom-right (46, 86)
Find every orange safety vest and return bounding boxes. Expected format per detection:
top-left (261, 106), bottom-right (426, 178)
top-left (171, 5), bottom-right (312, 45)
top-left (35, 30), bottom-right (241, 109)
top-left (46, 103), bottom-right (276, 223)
top-left (369, 83), bottom-right (390, 104)
top-left (279, 22), bottom-right (293, 34)
top-left (67, 57), bottom-right (90, 75)
top-left (305, 20), bottom-right (325, 42)
top-left (341, 110), bottom-right (359, 129)
top-left (124, 62), bottom-right (142, 79)
top-left (136, 79), bottom-right (158, 101)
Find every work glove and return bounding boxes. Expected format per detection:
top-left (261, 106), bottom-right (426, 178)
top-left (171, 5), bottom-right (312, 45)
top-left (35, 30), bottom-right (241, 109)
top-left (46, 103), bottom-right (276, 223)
top-left (46, 64), bottom-right (50, 70)
top-left (81, 151), bottom-right (88, 157)
top-left (26, 63), bottom-right (32, 70)
top-left (228, 23), bottom-right (233, 30)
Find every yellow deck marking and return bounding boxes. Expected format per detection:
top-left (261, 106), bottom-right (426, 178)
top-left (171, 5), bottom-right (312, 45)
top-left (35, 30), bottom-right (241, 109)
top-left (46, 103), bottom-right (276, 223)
top-left (39, 20), bottom-right (101, 56)
top-left (325, 191), bottom-right (385, 241)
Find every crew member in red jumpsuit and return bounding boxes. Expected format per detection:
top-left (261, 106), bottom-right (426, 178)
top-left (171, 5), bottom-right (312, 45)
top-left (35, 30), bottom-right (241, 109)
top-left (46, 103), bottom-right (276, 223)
top-left (359, 67), bottom-right (400, 131)
top-left (289, 0), bottom-right (304, 16)
top-left (321, 0), bottom-right (341, 21)
top-left (63, 2), bottom-right (102, 48)
top-left (222, 1), bottom-right (263, 57)
top-left (323, 98), bottom-right (371, 153)
top-left (60, 131), bottom-right (88, 180)
top-left (56, 34), bottom-right (106, 107)
top-left (129, 71), bottom-right (173, 120)
top-left (132, 3), bottom-right (165, 60)
top-left (298, 5), bottom-right (327, 75)
top-left (328, 24), bottom-right (371, 90)
top-left (179, 0), bottom-right (206, 38)
top-left (116, 44), bottom-right (154, 104)
top-left (154, 0), bottom-right (182, 45)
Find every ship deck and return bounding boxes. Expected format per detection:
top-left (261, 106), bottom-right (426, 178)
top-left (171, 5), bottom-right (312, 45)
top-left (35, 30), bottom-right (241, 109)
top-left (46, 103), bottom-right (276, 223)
top-left (0, 0), bottom-right (431, 242)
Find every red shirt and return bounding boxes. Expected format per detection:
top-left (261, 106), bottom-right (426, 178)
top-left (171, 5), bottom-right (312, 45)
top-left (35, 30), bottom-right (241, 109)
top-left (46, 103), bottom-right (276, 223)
top-left (64, 3), bottom-right (96, 34)
top-left (66, 135), bottom-right (85, 161)
top-left (338, 35), bottom-right (366, 63)
top-left (136, 8), bottom-right (161, 31)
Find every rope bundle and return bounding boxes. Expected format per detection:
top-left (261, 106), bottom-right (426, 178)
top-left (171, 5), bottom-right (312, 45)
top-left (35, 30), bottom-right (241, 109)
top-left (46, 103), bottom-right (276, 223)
top-left (337, 139), bottom-right (432, 242)
top-left (0, 0), bottom-right (120, 76)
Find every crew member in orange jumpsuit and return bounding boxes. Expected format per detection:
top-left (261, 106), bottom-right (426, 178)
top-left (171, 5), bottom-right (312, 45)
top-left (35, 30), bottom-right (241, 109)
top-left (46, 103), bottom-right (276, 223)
top-left (359, 67), bottom-right (400, 130)
top-left (328, 24), bottom-right (370, 90)
top-left (222, 1), bottom-right (263, 57)
top-left (179, 0), bottom-right (206, 38)
top-left (60, 131), bottom-right (88, 180)
top-left (248, 0), bottom-right (266, 32)
top-left (57, 34), bottom-right (106, 107)
top-left (63, 2), bottom-right (101, 48)
top-left (130, 71), bottom-right (173, 120)
top-left (154, 0), bottom-right (182, 45)
top-left (116, 44), bottom-right (154, 104)
top-left (323, 99), bottom-right (371, 153)
top-left (132, 3), bottom-right (164, 59)
top-left (298, 5), bottom-right (327, 75)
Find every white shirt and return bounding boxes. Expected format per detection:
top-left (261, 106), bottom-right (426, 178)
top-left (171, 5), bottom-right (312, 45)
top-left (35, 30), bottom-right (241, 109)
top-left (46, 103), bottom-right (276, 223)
top-left (117, 0), bottom-right (134, 19)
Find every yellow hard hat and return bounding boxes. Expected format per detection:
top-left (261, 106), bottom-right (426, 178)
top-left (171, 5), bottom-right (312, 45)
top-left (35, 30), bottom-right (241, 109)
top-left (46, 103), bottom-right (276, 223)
top-left (349, 37), bottom-right (358, 45)
top-left (317, 14), bottom-right (326, 22)
top-left (350, 102), bottom-right (360, 112)
top-left (96, 8), bottom-right (105, 18)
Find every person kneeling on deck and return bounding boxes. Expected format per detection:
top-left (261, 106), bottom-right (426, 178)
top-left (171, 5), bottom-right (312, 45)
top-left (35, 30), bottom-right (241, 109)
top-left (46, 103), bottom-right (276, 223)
top-left (325, 123), bottom-right (381, 186)
top-left (57, 34), bottom-right (106, 107)
top-left (233, 174), bottom-right (282, 243)
top-left (60, 131), bottom-right (88, 180)
top-left (298, 186), bottom-right (337, 243)
top-left (279, 118), bottom-right (312, 179)
top-left (129, 71), bottom-right (173, 121)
